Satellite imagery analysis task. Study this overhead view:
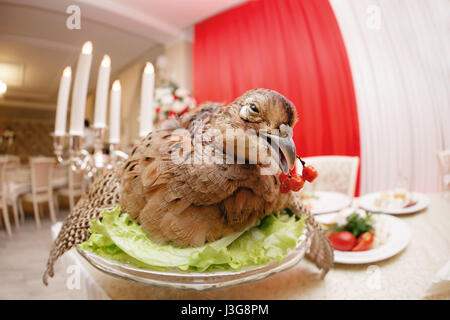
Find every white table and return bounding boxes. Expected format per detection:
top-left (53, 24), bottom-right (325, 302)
top-left (55, 193), bottom-right (450, 300)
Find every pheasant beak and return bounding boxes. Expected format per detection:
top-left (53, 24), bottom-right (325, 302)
top-left (277, 135), bottom-right (296, 174)
top-left (260, 132), bottom-right (296, 174)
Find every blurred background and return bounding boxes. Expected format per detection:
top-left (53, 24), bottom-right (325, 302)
top-left (0, 0), bottom-right (448, 197)
top-left (0, 0), bottom-right (239, 156)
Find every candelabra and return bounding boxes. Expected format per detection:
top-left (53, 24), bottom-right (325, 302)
top-left (52, 128), bottom-right (128, 178)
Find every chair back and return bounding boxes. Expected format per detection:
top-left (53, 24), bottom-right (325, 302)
top-left (0, 157), bottom-right (8, 196)
top-left (301, 156), bottom-right (360, 196)
top-left (5, 155), bottom-right (20, 169)
top-left (68, 167), bottom-right (84, 190)
top-left (438, 150), bottom-right (450, 174)
top-left (29, 157), bottom-right (55, 194)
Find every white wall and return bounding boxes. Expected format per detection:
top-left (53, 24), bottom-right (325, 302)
top-left (330, 0), bottom-right (450, 194)
top-left (116, 45), bottom-right (165, 148)
top-left (165, 40), bottom-right (193, 92)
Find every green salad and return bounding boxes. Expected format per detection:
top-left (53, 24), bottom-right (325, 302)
top-left (78, 206), bottom-right (305, 272)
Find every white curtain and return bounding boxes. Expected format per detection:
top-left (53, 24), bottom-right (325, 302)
top-left (329, 0), bottom-right (450, 194)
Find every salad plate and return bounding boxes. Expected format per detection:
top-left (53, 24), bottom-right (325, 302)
top-left (359, 191), bottom-right (429, 215)
top-left (302, 191), bottom-right (353, 215)
top-left (75, 232), bottom-right (310, 291)
top-left (316, 213), bottom-right (411, 264)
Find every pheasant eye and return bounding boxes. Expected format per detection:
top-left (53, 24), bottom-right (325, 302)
top-left (249, 104), bottom-right (259, 113)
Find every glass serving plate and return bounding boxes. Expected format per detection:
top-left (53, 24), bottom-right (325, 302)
top-left (75, 232), bottom-right (310, 291)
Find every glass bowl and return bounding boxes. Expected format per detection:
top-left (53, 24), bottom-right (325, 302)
top-left (75, 232), bottom-right (310, 291)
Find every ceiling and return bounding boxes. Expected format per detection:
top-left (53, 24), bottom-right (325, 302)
top-left (0, 0), bottom-right (247, 110)
top-left (108, 0), bottom-right (247, 30)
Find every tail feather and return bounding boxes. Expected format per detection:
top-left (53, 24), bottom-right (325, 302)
top-left (42, 169), bottom-right (121, 285)
top-left (305, 215), bottom-right (334, 279)
top-left (289, 196), bottom-right (334, 278)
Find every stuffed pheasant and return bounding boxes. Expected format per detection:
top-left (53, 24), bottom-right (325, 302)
top-left (43, 88), bottom-right (333, 285)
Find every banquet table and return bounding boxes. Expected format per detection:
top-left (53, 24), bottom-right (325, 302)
top-left (5, 165), bottom-right (68, 194)
top-left (54, 193), bottom-right (450, 300)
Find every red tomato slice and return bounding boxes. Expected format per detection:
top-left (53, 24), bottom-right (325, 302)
top-left (352, 232), bottom-right (375, 251)
top-left (327, 231), bottom-right (357, 251)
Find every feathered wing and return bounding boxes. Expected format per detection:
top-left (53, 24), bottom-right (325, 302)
top-left (120, 109), bottom-right (254, 247)
top-left (42, 104), bottom-right (234, 283)
top-left (42, 169), bottom-right (121, 285)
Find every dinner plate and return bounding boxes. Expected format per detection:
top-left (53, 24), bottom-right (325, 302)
top-left (358, 191), bottom-right (429, 214)
top-left (302, 191), bottom-right (353, 215)
top-left (75, 232), bottom-right (310, 291)
top-left (316, 213), bottom-right (411, 264)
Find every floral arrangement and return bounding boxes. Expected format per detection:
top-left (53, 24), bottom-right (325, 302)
top-left (153, 86), bottom-right (197, 126)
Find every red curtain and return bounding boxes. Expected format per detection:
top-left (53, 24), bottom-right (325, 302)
top-left (194, 0), bottom-right (360, 194)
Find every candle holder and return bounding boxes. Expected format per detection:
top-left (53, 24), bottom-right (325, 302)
top-left (52, 128), bottom-right (128, 178)
top-left (107, 143), bottom-right (129, 170)
top-left (69, 135), bottom-right (91, 173)
top-left (52, 133), bottom-right (69, 165)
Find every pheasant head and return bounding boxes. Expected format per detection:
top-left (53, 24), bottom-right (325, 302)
top-left (216, 88), bottom-right (298, 174)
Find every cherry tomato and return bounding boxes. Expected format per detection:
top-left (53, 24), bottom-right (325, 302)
top-left (302, 165), bottom-right (318, 182)
top-left (279, 172), bottom-right (289, 184)
top-left (289, 175), bottom-right (305, 192)
top-left (289, 165), bottom-right (297, 176)
top-left (327, 231), bottom-right (357, 251)
top-left (352, 232), bottom-right (375, 251)
top-left (279, 181), bottom-right (290, 194)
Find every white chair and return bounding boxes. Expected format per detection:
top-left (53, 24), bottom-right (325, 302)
top-left (57, 168), bottom-right (85, 211)
top-left (0, 158), bottom-right (13, 236)
top-left (22, 157), bottom-right (57, 228)
top-left (0, 156), bottom-right (25, 236)
top-left (438, 150), bottom-right (450, 192)
top-left (5, 155), bottom-right (20, 168)
top-left (5, 156), bottom-right (26, 225)
top-left (301, 156), bottom-right (360, 197)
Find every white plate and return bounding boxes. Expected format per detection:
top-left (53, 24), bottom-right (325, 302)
top-left (302, 191), bottom-right (353, 215)
top-left (316, 213), bottom-right (411, 264)
top-left (359, 191), bottom-right (429, 215)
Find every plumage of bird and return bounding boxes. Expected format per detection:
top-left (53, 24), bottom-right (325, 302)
top-left (43, 88), bottom-right (333, 285)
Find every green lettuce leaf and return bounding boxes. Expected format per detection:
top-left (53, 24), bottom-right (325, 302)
top-left (78, 206), bottom-right (305, 272)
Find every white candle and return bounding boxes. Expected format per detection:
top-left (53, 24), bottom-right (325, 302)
top-left (69, 41), bottom-right (93, 136)
top-left (139, 62), bottom-right (155, 138)
top-left (54, 66), bottom-right (72, 136)
top-left (93, 55), bottom-right (111, 129)
top-left (109, 80), bottom-right (121, 144)
top-left (0, 80), bottom-right (7, 95)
